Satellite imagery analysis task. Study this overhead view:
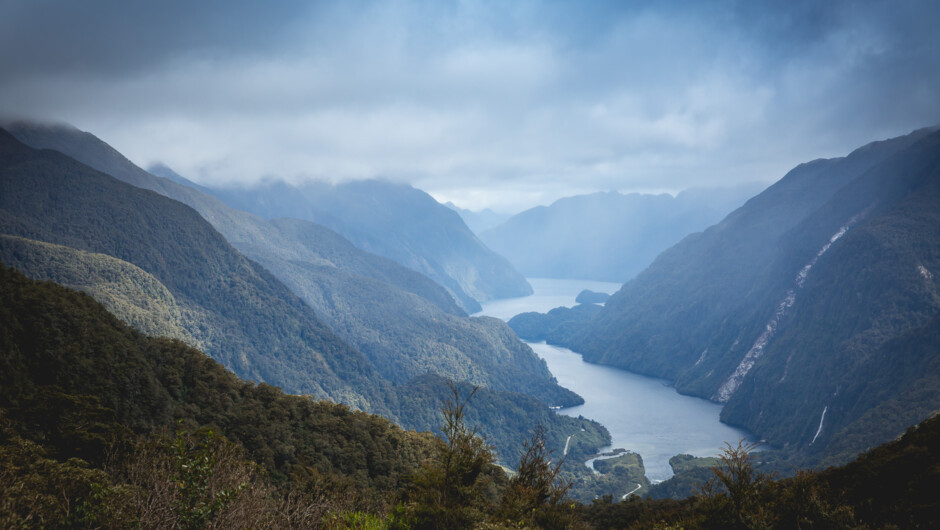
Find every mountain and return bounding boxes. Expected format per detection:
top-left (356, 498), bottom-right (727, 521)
top-left (1, 123), bottom-right (594, 472)
top-left (0, 234), bottom-right (201, 346)
top-left (0, 262), bottom-right (436, 486)
top-left (444, 201), bottom-right (510, 233)
top-left (557, 126), bottom-right (940, 466)
top-left (5, 121), bottom-right (578, 408)
top-left (4, 264), bottom-right (939, 527)
top-left (0, 260), bottom-right (602, 478)
top-left (0, 262), bottom-right (441, 526)
top-left (0, 128), bottom-right (391, 412)
top-left (242, 216), bottom-right (575, 405)
top-left (479, 185), bottom-right (762, 283)
top-left (9, 124), bottom-right (464, 316)
top-left (173, 176), bottom-right (532, 312)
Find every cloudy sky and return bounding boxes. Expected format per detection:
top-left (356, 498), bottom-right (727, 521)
top-left (2, 0), bottom-right (939, 212)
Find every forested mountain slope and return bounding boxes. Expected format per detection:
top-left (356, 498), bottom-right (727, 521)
top-left (6, 122), bottom-right (463, 316)
top-left (0, 128), bottom-right (389, 411)
top-left (180, 176), bottom-right (532, 312)
top-left (0, 127), bottom-right (591, 468)
top-left (0, 234), bottom-right (200, 346)
top-left (5, 121), bottom-right (577, 407)
top-left (565, 126), bottom-right (940, 465)
top-left (3, 262), bottom-right (938, 527)
top-left (239, 217), bottom-right (576, 405)
top-left (0, 263), bottom-right (439, 526)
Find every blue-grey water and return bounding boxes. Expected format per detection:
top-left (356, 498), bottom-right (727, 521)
top-left (476, 278), bottom-right (754, 482)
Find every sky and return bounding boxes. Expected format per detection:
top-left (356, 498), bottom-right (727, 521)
top-left (2, 0), bottom-right (939, 213)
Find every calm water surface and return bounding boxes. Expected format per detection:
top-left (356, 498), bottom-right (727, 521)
top-left (476, 278), bottom-right (754, 482)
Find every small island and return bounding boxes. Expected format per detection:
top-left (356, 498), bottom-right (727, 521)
top-left (575, 289), bottom-right (611, 304)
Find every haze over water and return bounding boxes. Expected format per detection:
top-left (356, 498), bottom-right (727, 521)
top-left (477, 278), bottom-right (755, 482)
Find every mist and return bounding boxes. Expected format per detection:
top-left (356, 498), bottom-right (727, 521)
top-left (3, 0), bottom-right (939, 211)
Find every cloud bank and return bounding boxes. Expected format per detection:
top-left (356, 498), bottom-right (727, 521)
top-left (2, 0), bottom-right (939, 211)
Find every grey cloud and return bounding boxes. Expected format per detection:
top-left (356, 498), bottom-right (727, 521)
top-left (0, 0), bottom-right (314, 76)
top-left (1, 0), bottom-right (938, 212)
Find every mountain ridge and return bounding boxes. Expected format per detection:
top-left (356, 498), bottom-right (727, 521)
top-left (5, 121), bottom-right (577, 408)
top-left (167, 174), bottom-right (533, 312)
top-left (0, 127), bottom-right (389, 410)
top-left (510, 125), bottom-right (940, 469)
top-left (479, 185), bottom-right (762, 283)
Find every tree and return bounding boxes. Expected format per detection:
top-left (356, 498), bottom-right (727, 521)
top-left (407, 384), bottom-right (498, 529)
top-left (699, 440), bottom-right (772, 530)
top-left (171, 427), bottom-right (248, 529)
top-left (498, 424), bottom-right (577, 529)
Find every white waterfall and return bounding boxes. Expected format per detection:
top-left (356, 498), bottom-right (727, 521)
top-left (810, 406), bottom-right (828, 445)
top-left (714, 213), bottom-right (865, 403)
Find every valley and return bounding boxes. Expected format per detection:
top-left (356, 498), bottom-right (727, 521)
top-left (478, 279), bottom-right (756, 485)
top-left (2, 120), bottom-right (940, 527)
top-left (3, 2), bottom-right (940, 526)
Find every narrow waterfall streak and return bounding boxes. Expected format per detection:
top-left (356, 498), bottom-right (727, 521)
top-left (695, 348), bottom-right (708, 366)
top-left (810, 406), bottom-right (828, 445)
top-left (715, 213), bottom-right (867, 403)
top-left (714, 291), bottom-right (794, 402)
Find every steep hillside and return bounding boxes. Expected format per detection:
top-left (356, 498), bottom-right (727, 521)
top-left (254, 217), bottom-right (578, 406)
top-left (0, 234), bottom-right (200, 346)
top-left (6, 121), bottom-right (578, 407)
top-left (7, 121), bottom-right (463, 316)
top-left (566, 126), bottom-right (940, 464)
top-left (0, 129), bottom-right (389, 412)
top-left (0, 129), bottom-right (591, 471)
top-left (480, 186), bottom-right (760, 282)
top-left (20, 258), bottom-right (936, 528)
top-left (187, 177), bottom-right (532, 312)
top-left (0, 263), bottom-right (439, 526)
top-left (0, 260), bottom-right (602, 473)
top-left (396, 374), bottom-right (609, 468)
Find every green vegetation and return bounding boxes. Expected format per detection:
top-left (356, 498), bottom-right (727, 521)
top-left (646, 454), bottom-right (722, 500)
top-left (395, 374), bottom-right (608, 469)
top-left (0, 128), bottom-right (390, 411)
top-left (2, 264), bottom-right (940, 527)
top-left (0, 234), bottom-right (201, 347)
top-left (0, 127), bottom-right (583, 467)
top-left (576, 452), bottom-right (651, 502)
top-left (200, 178), bottom-right (534, 311)
top-left (405, 386), bottom-right (502, 528)
top-left (0, 263), bottom-right (436, 526)
top-left (508, 303), bottom-right (602, 344)
top-left (557, 127), bottom-right (940, 469)
top-left (496, 425), bottom-right (573, 528)
top-left (6, 121), bottom-right (940, 526)
top-left (0, 267), bottom-right (581, 526)
top-left (582, 423), bottom-right (940, 528)
top-left (6, 121), bottom-right (579, 409)
top-left (267, 248), bottom-right (581, 406)
top-left (0, 264), bottom-right (435, 487)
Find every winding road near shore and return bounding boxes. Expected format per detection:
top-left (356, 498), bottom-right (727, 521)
top-left (622, 484), bottom-right (643, 499)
